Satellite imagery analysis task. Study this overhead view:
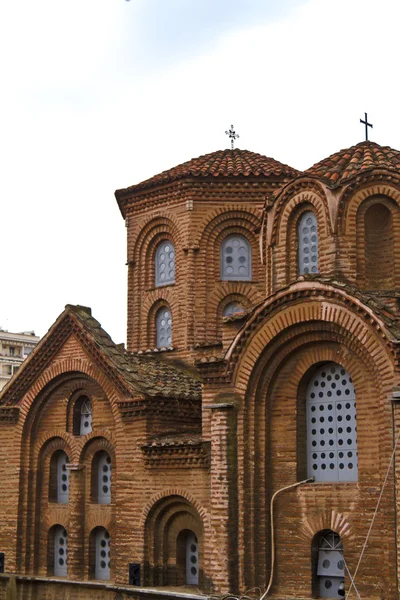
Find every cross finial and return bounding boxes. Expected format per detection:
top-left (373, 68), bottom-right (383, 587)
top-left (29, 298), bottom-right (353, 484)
top-left (360, 112), bottom-right (373, 141)
top-left (225, 124), bottom-right (239, 150)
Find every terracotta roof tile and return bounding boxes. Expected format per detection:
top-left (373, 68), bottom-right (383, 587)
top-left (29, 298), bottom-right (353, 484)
top-left (117, 149), bottom-right (300, 194)
top-left (305, 141), bottom-right (400, 187)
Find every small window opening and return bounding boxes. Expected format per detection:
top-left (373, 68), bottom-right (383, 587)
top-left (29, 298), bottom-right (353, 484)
top-left (220, 235), bottom-right (251, 281)
top-left (156, 307), bottom-right (172, 348)
top-left (315, 532), bottom-right (345, 598)
top-left (95, 528), bottom-right (111, 580)
top-left (53, 526), bottom-right (68, 577)
top-left (155, 241), bottom-right (175, 287)
top-left (298, 211), bottom-right (319, 275)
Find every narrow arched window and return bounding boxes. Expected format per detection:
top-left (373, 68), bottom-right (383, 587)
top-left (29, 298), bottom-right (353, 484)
top-left (220, 235), bottom-right (251, 281)
top-left (177, 530), bottom-right (199, 586)
top-left (97, 451), bottom-right (112, 504)
top-left (156, 307), bottom-right (172, 348)
top-left (306, 363), bottom-right (357, 482)
top-left (57, 452), bottom-right (69, 504)
top-left (95, 528), bottom-right (111, 580)
top-left (80, 397), bottom-right (92, 435)
top-left (315, 531), bottom-right (345, 598)
top-left (222, 302), bottom-right (245, 317)
top-left (155, 240), bottom-right (175, 286)
top-left (298, 211), bottom-right (319, 274)
top-left (53, 526), bottom-right (68, 577)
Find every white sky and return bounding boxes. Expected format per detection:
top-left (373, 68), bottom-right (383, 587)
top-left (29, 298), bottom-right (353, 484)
top-left (1, 0), bottom-right (399, 344)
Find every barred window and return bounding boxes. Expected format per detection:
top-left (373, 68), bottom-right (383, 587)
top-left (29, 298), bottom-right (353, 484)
top-left (220, 235), bottom-right (251, 281)
top-left (53, 526), bottom-right (68, 577)
top-left (155, 241), bottom-right (175, 286)
top-left (57, 452), bottom-right (70, 503)
top-left (306, 363), bottom-right (357, 482)
top-left (298, 211), bottom-right (319, 274)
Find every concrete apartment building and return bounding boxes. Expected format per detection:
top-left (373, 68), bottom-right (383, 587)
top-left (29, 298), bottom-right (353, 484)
top-left (0, 330), bottom-right (40, 391)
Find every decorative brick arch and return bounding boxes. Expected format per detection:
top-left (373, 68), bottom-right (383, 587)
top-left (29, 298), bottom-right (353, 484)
top-left (270, 180), bottom-right (329, 245)
top-left (35, 432), bottom-right (76, 463)
top-left (299, 510), bottom-right (354, 544)
top-left (272, 189), bottom-right (331, 247)
top-left (194, 206), bottom-right (261, 249)
top-left (144, 296), bottom-right (177, 350)
top-left (42, 511), bottom-right (69, 532)
top-left (19, 361), bottom-right (123, 432)
top-left (131, 214), bottom-right (183, 264)
top-left (86, 514), bottom-right (115, 533)
top-left (78, 431), bottom-right (115, 464)
top-left (338, 178), bottom-right (400, 235)
top-left (140, 489), bottom-right (208, 527)
top-left (142, 491), bottom-right (206, 588)
top-left (227, 283), bottom-right (396, 391)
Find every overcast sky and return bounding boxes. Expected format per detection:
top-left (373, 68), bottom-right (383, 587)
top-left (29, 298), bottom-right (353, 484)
top-left (1, 0), bottom-right (399, 344)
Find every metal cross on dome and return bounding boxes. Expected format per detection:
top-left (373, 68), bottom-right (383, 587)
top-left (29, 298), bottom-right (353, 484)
top-left (225, 125), bottom-right (239, 149)
top-left (360, 112), bottom-right (373, 141)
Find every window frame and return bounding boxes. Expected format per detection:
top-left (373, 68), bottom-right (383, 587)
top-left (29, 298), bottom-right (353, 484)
top-left (220, 234), bottom-right (252, 281)
top-left (155, 240), bottom-right (176, 287)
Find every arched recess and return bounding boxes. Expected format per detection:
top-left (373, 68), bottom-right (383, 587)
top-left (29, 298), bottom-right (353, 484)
top-left (271, 189), bottom-right (330, 289)
top-left (79, 436), bottom-right (116, 506)
top-left (356, 195), bottom-right (398, 289)
top-left (144, 495), bottom-right (204, 588)
top-left (195, 210), bottom-right (262, 343)
top-left (224, 285), bottom-right (395, 594)
top-left (15, 367), bottom-right (119, 575)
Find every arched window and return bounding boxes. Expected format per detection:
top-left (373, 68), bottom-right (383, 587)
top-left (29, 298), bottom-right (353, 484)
top-left (220, 235), bottom-right (251, 281)
top-left (52, 451), bottom-right (69, 504)
top-left (306, 363), bottom-right (357, 482)
top-left (156, 307), bottom-right (172, 348)
top-left (95, 528), bottom-right (111, 580)
top-left (155, 240), bottom-right (175, 287)
top-left (53, 526), bottom-right (68, 577)
top-left (72, 395), bottom-right (92, 435)
top-left (298, 211), bottom-right (319, 275)
top-left (314, 531), bottom-right (345, 598)
top-left (97, 451), bottom-right (112, 504)
top-left (177, 530), bottom-right (199, 585)
top-left (222, 301), bottom-right (245, 317)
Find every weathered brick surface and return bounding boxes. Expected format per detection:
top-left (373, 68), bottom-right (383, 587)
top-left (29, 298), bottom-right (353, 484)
top-left (1, 143), bottom-right (400, 599)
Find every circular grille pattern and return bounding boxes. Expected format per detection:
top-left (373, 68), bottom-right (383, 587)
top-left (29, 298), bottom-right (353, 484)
top-left (54, 526), bottom-right (68, 575)
top-left (221, 235), bottom-right (251, 280)
top-left (222, 301), bottom-right (245, 317)
top-left (298, 211), bottom-right (319, 275)
top-left (307, 363), bottom-right (357, 482)
top-left (80, 397), bottom-right (92, 435)
top-left (156, 241), bottom-right (175, 286)
top-left (156, 308), bottom-right (172, 347)
top-left (57, 452), bottom-right (69, 503)
top-left (96, 528), bottom-right (111, 579)
top-left (98, 452), bottom-right (112, 504)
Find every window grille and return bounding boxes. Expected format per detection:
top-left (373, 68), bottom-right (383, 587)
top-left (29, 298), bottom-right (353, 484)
top-left (156, 308), bottom-right (172, 348)
top-left (80, 397), bottom-right (92, 435)
top-left (97, 452), bottom-right (112, 504)
top-left (95, 528), bottom-right (111, 580)
top-left (57, 452), bottom-right (69, 503)
top-left (222, 301), bottom-right (245, 317)
top-left (54, 526), bottom-right (68, 577)
top-left (317, 532), bottom-right (345, 598)
top-left (298, 211), bottom-right (319, 274)
top-left (185, 532), bottom-right (199, 585)
top-left (220, 235), bottom-right (251, 281)
top-left (306, 363), bottom-right (357, 482)
top-left (155, 241), bottom-right (175, 286)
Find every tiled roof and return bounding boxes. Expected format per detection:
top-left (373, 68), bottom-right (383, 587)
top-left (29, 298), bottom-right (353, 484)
top-left (117, 149), bottom-right (300, 194)
top-left (305, 141), bottom-right (400, 187)
top-left (66, 306), bottom-right (201, 401)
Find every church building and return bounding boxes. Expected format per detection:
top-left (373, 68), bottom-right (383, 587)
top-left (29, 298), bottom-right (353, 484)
top-left (0, 140), bottom-right (400, 599)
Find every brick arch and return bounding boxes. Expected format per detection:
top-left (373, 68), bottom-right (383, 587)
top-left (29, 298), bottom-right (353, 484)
top-left (299, 510), bottom-right (354, 544)
top-left (86, 515), bottom-right (115, 533)
top-left (140, 489), bottom-right (208, 527)
top-left (271, 181), bottom-right (329, 245)
top-left (143, 493), bottom-right (205, 587)
top-left (143, 296), bottom-right (178, 350)
top-left (194, 206), bottom-right (261, 248)
top-left (272, 189), bottom-right (331, 247)
top-left (78, 432), bottom-right (115, 465)
top-left (226, 284), bottom-right (396, 391)
top-left (131, 214), bottom-right (183, 264)
top-left (42, 511), bottom-right (69, 532)
top-left (35, 432), bottom-right (76, 464)
top-left (339, 182), bottom-right (400, 236)
top-left (20, 361), bottom-right (123, 436)
top-left (236, 320), bottom-right (392, 591)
